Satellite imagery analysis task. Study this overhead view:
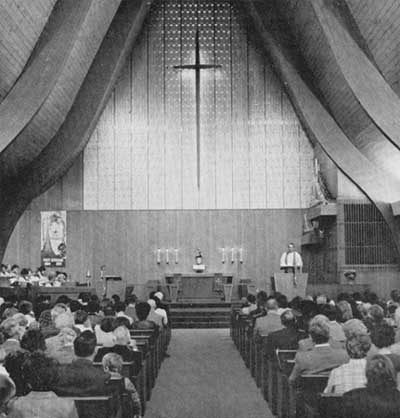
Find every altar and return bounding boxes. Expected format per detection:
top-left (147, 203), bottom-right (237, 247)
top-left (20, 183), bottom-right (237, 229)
top-left (165, 273), bottom-right (233, 300)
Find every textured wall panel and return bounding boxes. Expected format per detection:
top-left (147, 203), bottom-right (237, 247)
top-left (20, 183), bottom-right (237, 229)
top-left (83, 0), bottom-right (314, 209)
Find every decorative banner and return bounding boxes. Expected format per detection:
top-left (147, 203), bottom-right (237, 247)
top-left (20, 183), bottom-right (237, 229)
top-left (41, 211), bottom-right (67, 267)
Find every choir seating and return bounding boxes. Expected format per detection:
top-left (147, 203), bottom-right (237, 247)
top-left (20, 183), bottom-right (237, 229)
top-left (230, 310), bottom-right (333, 418)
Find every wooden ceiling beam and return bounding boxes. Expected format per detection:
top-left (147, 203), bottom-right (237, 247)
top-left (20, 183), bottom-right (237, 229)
top-left (311, 0), bottom-right (400, 151)
top-left (239, 0), bottom-right (400, 254)
top-left (0, 0), bottom-right (93, 154)
top-left (0, 0), bottom-right (154, 261)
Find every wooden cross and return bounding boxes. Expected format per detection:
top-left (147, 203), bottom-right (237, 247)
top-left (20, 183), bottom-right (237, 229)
top-left (174, 30), bottom-right (221, 189)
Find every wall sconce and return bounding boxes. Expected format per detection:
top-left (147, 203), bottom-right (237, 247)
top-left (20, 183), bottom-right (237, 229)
top-left (156, 249), bottom-right (161, 264)
top-left (231, 247), bottom-right (235, 264)
top-left (221, 247), bottom-right (226, 264)
top-left (166, 248), bottom-right (170, 264)
top-left (174, 249), bottom-right (179, 264)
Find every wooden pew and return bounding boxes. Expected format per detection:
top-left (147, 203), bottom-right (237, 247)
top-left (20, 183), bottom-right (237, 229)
top-left (275, 349), bottom-right (296, 418)
top-left (296, 374), bottom-right (330, 418)
top-left (318, 393), bottom-right (344, 418)
top-left (64, 379), bottom-right (123, 418)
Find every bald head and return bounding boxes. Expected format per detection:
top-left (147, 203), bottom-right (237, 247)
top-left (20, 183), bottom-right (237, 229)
top-left (266, 298), bottom-right (278, 311)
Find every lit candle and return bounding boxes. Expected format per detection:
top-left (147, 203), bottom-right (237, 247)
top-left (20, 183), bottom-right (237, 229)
top-left (221, 247), bottom-right (225, 264)
top-left (239, 248), bottom-right (244, 264)
top-left (231, 247), bottom-right (235, 263)
top-left (157, 249), bottom-right (161, 264)
top-left (166, 248), bottom-right (170, 264)
top-left (175, 249), bottom-right (179, 264)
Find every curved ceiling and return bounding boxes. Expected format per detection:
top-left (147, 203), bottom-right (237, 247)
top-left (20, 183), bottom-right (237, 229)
top-left (0, 0), bottom-right (56, 101)
top-left (345, 0), bottom-right (400, 94)
top-left (0, 0), bottom-right (122, 179)
top-left (271, 0), bottom-right (400, 187)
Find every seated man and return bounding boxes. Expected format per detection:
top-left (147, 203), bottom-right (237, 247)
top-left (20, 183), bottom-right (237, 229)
top-left (253, 298), bottom-right (284, 340)
top-left (132, 302), bottom-right (158, 330)
top-left (54, 331), bottom-right (111, 396)
top-left (289, 315), bottom-right (349, 385)
top-left (265, 309), bottom-right (307, 358)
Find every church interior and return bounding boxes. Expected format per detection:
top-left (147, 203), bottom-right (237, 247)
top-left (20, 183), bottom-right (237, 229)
top-left (1, 0), bottom-right (400, 417)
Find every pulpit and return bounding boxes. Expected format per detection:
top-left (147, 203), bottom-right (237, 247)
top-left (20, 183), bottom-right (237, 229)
top-left (272, 273), bottom-right (308, 299)
top-left (104, 276), bottom-right (126, 300)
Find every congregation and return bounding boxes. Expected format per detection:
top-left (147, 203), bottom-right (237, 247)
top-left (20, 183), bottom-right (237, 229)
top-left (233, 288), bottom-right (400, 418)
top-left (0, 279), bottom-right (171, 418)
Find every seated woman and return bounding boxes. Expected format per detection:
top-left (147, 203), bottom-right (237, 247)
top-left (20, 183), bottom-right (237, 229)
top-left (94, 325), bottom-right (137, 362)
top-left (7, 352), bottom-right (79, 418)
top-left (132, 302), bottom-right (158, 330)
top-left (324, 331), bottom-right (371, 394)
top-left (94, 316), bottom-right (116, 347)
top-left (344, 355), bottom-right (400, 418)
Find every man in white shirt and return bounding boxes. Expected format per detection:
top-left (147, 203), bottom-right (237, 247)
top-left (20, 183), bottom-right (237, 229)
top-left (280, 243), bottom-right (303, 273)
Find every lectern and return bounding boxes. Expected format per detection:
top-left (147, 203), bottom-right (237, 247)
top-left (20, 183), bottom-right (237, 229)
top-left (104, 276), bottom-right (126, 300)
top-left (272, 273), bottom-right (308, 299)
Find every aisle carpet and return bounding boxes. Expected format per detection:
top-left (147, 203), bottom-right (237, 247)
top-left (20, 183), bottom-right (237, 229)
top-left (145, 329), bottom-right (273, 418)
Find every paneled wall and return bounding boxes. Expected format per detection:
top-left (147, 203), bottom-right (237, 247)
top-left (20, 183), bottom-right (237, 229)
top-left (4, 0), bottom-right (315, 294)
top-left (5, 208), bottom-right (304, 292)
top-left (83, 0), bottom-right (315, 210)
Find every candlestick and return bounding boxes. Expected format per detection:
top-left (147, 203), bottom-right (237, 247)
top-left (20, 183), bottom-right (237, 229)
top-left (175, 249), bottom-right (179, 264)
top-left (166, 248), bottom-right (170, 264)
top-left (221, 247), bottom-right (225, 264)
top-left (239, 248), bottom-right (244, 264)
top-left (157, 249), bottom-right (161, 264)
top-left (231, 247), bottom-right (235, 263)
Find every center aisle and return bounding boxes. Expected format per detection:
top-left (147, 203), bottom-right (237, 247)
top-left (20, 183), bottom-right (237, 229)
top-left (145, 329), bottom-right (273, 418)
